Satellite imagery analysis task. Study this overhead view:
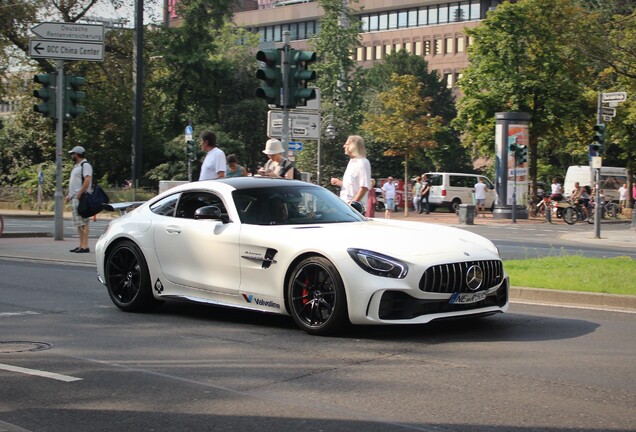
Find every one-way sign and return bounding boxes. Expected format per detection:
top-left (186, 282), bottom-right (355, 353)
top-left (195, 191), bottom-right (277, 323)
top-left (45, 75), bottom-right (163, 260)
top-left (602, 92), bottom-right (627, 103)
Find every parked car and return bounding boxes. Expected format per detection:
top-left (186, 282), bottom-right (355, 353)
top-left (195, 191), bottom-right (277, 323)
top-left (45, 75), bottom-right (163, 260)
top-left (425, 172), bottom-right (497, 213)
top-left (96, 177), bottom-right (509, 335)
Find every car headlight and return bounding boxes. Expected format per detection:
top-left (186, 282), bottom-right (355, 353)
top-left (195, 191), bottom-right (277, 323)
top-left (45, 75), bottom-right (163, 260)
top-left (347, 248), bottom-right (408, 279)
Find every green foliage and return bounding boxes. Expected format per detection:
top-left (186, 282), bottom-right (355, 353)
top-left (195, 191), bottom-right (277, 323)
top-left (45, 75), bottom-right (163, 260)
top-left (505, 255), bottom-right (636, 295)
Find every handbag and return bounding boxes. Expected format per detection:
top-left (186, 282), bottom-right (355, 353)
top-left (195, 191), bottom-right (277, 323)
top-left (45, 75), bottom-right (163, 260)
top-left (77, 161), bottom-right (110, 218)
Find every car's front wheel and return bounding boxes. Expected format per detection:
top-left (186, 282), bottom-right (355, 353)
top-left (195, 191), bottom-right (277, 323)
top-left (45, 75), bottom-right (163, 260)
top-left (288, 256), bottom-right (348, 336)
top-left (105, 240), bottom-right (160, 312)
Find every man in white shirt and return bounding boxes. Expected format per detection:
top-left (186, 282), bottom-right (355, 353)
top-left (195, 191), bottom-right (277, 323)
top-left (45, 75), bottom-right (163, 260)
top-left (198, 131), bottom-right (226, 181)
top-left (330, 135), bottom-right (371, 210)
top-left (473, 177), bottom-right (488, 217)
top-left (382, 177), bottom-right (396, 219)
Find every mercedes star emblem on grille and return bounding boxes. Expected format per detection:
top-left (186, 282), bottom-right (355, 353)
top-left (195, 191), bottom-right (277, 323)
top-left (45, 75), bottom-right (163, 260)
top-left (465, 265), bottom-right (484, 291)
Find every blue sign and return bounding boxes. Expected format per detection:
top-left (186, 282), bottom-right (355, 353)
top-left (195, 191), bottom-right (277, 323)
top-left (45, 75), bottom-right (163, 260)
top-left (185, 125), bottom-right (193, 135)
top-left (288, 141), bottom-right (303, 151)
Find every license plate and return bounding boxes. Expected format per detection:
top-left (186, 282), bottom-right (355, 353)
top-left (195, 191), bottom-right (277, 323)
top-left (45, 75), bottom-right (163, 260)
top-left (449, 291), bottom-right (487, 304)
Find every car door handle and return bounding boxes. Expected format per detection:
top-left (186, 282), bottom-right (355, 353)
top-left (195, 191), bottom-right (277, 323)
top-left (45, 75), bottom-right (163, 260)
top-left (165, 225), bottom-right (182, 235)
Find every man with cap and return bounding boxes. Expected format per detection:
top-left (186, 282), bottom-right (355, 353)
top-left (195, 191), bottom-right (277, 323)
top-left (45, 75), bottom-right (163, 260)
top-left (257, 138), bottom-right (296, 179)
top-left (65, 146), bottom-right (92, 253)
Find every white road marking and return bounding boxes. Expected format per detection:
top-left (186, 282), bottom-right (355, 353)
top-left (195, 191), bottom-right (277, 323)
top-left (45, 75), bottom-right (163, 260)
top-left (0, 363), bottom-right (82, 382)
top-left (0, 311), bottom-right (40, 318)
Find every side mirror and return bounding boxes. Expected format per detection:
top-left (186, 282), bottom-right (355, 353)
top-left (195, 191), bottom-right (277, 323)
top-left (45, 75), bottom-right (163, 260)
top-left (194, 205), bottom-right (229, 223)
top-left (350, 201), bottom-right (364, 214)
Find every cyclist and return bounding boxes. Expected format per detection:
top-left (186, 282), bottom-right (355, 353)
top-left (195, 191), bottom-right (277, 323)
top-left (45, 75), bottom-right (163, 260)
top-left (550, 178), bottom-right (563, 202)
top-left (571, 182), bottom-right (590, 221)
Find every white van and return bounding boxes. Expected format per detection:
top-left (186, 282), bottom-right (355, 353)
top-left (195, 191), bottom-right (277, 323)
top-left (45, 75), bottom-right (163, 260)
top-left (563, 166), bottom-right (627, 202)
top-left (424, 172), bottom-right (496, 213)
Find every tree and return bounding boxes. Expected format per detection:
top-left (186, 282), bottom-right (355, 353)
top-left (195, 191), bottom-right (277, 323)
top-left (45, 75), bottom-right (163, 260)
top-left (364, 50), bottom-right (471, 176)
top-left (454, 0), bottom-right (592, 200)
top-left (361, 74), bottom-right (442, 215)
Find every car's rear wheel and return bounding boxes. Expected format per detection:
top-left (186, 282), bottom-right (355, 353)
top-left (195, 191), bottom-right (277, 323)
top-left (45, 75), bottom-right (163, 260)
top-left (105, 240), bottom-right (159, 312)
top-left (451, 199), bottom-right (462, 213)
top-left (288, 256), bottom-right (348, 336)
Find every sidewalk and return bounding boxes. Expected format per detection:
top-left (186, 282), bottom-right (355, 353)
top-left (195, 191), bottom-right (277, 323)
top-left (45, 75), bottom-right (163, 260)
top-left (2, 209), bottom-right (635, 312)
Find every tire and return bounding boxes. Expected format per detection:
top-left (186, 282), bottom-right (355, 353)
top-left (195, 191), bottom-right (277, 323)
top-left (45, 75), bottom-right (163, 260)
top-left (105, 240), bottom-right (160, 312)
top-left (451, 199), bottom-right (461, 213)
top-left (563, 207), bottom-right (576, 225)
top-left (287, 256), bottom-right (348, 336)
top-left (606, 203), bottom-right (619, 219)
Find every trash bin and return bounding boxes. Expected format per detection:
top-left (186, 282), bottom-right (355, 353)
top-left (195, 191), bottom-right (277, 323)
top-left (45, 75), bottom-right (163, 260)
top-left (458, 204), bottom-right (476, 225)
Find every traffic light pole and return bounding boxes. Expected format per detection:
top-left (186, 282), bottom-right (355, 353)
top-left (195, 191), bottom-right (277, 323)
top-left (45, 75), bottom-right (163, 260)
top-left (594, 92), bottom-right (602, 239)
top-left (54, 60), bottom-right (65, 240)
top-left (281, 31), bottom-right (291, 153)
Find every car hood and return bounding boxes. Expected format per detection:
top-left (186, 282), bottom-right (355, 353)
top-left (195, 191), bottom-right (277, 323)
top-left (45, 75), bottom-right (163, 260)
top-left (290, 219), bottom-right (499, 259)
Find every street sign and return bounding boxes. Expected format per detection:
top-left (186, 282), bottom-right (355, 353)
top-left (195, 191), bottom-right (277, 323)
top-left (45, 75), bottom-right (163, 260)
top-left (29, 40), bottom-right (104, 61)
top-left (288, 141), bottom-right (303, 151)
top-left (607, 102), bottom-right (619, 107)
top-left (601, 107), bottom-right (616, 117)
top-left (31, 22), bottom-right (104, 42)
top-left (602, 115), bottom-right (613, 123)
top-left (601, 92), bottom-right (627, 103)
top-left (267, 111), bottom-right (321, 140)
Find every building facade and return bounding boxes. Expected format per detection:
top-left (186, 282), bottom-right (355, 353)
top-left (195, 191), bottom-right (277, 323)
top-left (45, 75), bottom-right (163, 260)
top-left (225, 0), bottom-right (503, 90)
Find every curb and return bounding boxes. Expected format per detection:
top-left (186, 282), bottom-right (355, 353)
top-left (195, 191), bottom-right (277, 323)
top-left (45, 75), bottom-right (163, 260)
top-left (510, 286), bottom-right (636, 311)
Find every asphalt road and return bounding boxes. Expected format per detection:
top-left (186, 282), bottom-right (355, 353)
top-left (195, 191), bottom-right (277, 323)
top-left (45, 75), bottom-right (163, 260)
top-left (1, 260), bottom-right (634, 432)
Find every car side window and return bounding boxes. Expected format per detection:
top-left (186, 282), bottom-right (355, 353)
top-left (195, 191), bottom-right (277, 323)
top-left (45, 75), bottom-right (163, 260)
top-left (482, 177), bottom-right (495, 189)
top-left (176, 192), bottom-right (227, 219)
top-left (150, 194), bottom-right (179, 217)
top-left (450, 176), bottom-right (464, 187)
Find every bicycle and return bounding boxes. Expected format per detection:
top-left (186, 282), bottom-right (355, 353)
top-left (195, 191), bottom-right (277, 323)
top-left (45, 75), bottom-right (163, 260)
top-left (528, 196), bottom-right (553, 219)
top-left (588, 199), bottom-right (620, 223)
top-left (558, 200), bottom-right (592, 225)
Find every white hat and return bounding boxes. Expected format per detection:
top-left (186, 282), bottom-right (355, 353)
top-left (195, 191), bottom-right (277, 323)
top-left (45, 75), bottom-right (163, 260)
top-left (263, 139), bottom-right (284, 155)
top-left (69, 146), bottom-right (85, 155)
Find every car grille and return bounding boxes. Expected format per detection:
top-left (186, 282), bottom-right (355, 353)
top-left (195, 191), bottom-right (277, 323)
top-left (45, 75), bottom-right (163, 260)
top-left (378, 281), bottom-right (508, 320)
top-left (419, 260), bottom-right (503, 294)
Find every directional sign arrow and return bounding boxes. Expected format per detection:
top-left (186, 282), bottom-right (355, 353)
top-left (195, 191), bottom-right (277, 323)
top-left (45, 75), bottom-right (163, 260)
top-left (288, 141), bottom-right (303, 151)
top-left (29, 39), bottom-right (104, 61)
top-left (32, 42), bottom-right (44, 55)
top-left (601, 92), bottom-right (627, 103)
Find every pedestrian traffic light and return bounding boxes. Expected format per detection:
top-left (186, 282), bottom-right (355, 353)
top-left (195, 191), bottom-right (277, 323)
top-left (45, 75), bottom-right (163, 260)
top-left (256, 49), bottom-right (282, 107)
top-left (64, 75), bottom-right (86, 119)
top-left (591, 123), bottom-right (605, 155)
top-left (33, 73), bottom-right (57, 118)
top-left (288, 49), bottom-right (317, 108)
top-left (186, 139), bottom-right (197, 161)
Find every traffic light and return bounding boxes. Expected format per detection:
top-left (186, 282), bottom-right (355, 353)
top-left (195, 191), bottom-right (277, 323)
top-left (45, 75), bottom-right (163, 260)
top-left (517, 145), bottom-right (528, 164)
top-left (186, 140), bottom-right (197, 161)
top-left (288, 49), bottom-right (317, 108)
top-left (33, 73), bottom-right (57, 118)
top-left (64, 75), bottom-right (86, 119)
top-left (256, 49), bottom-right (282, 107)
top-left (591, 123), bottom-right (605, 155)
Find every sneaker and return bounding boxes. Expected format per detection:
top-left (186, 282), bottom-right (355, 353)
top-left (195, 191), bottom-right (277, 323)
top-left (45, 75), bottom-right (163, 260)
top-left (69, 247), bottom-right (81, 253)
top-left (76, 248), bottom-right (90, 253)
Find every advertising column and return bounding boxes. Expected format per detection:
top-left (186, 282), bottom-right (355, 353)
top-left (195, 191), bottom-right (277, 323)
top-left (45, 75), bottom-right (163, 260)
top-left (493, 112), bottom-right (531, 219)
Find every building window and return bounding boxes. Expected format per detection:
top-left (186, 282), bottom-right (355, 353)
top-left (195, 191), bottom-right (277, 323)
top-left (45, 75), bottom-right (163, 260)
top-left (460, 1), bottom-right (470, 21)
top-left (467, 35), bottom-right (474, 46)
top-left (375, 45), bottom-right (383, 59)
top-left (418, 7), bottom-right (428, 25)
top-left (298, 23), bottom-right (306, 39)
top-left (434, 38), bottom-right (442, 55)
top-left (405, 41), bottom-right (412, 53)
top-left (365, 45), bottom-right (373, 60)
top-left (394, 42), bottom-right (402, 52)
top-left (456, 35), bottom-right (465, 52)
top-left (384, 43), bottom-right (392, 56)
top-left (398, 10), bottom-right (408, 28)
top-left (456, 72), bottom-right (464, 85)
top-left (438, 4), bottom-right (449, 23)
top-left (388, 12), bottom-right (398, 29)
top-left (379, 14), bottom-right (388, 31)
top-left (470, 1), bottom-right (481, 20)
top-left (356, 47), bottom-right (364, 61)
top-left (424, 39), bottom-right (431, 55)
top-left (274, 25), bottom-right (282, 41)
top-left (361, 16), bottom-right (369, 32)
top-left (428, 6), bottom-right (438, 24)
top-left (408, 9), bottom-right (418, 27)
top-left (369, 15), bottom-right (378, 31)
top-left (306, 21), bottom-right (316, 38)
top-left (444, 73), bottom-right (453, 88)
top-left (414, 40), bottom-right (422, 55)
top-left (445, 36), bottom-right (454, 54)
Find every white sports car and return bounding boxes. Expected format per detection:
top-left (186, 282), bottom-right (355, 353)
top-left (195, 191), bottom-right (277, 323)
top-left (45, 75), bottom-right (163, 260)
top-left (96, 177), bottom-right (509, 335)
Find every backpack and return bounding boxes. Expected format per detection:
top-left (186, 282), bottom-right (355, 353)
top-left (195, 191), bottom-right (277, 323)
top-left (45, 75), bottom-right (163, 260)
top-left (280, 159), bottom-right (302, 180)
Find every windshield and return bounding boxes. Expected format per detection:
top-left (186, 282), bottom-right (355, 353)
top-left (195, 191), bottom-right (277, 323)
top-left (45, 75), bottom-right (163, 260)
top-left (233, 185), bottom-right (366, 225)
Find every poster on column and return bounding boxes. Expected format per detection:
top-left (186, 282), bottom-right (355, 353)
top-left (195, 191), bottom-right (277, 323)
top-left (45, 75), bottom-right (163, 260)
top-left (506, 124), bottom-right (529, 205)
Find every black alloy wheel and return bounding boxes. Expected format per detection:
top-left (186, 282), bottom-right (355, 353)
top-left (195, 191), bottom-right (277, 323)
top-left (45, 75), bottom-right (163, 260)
top-left (288, 256), bottom-right (348, 336)
top-left (105, 240), bottom-right (159, 312)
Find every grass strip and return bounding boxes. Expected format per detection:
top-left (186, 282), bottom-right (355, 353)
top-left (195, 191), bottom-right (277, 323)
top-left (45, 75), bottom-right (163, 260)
top-left (504, 255), bottom-right (636, 295)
